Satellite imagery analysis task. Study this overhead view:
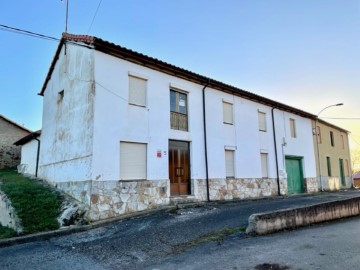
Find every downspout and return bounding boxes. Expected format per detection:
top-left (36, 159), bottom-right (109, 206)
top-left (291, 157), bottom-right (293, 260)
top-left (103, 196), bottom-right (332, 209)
top-left (271, 108), bottom-right (281, 196)
top-left (202, 80), bottom-right (210, 202)
top-left (34, 136), bottom-right (40, 178)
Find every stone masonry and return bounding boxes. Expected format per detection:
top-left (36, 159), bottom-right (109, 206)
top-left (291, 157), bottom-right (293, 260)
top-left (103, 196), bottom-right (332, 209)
top-left (0, 116), bottom-right (30, 169)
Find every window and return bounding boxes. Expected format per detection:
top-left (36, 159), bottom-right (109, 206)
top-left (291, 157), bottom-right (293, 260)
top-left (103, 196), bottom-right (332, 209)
top-left (330, 131), bottom-right (335, 147)
top-left (316, 126), bottom-right (321, 144)
top-left (326, 156), bottom-right (331, 176)
top-left (225, 150), bottom-right (235, 178)
top-left (258, 112), bottom-right (266, 132)
top-left (120, 142), bottom-right (147, 180)
top-left (223, 102), bottom-right (233, 125)
top-left (170, 90), bottom-right (188, 131)
top-left (260, 153), bottom-right (268, 178)
top-left (290, 118), bottom-right (296, 138)
top-left (129, 75), bottom-right (147, 106)
top-left (341, 134), bottom-right (344, 149)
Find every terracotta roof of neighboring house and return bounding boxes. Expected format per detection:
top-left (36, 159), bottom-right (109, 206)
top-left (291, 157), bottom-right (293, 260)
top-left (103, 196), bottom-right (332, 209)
top-left (353, 171), bottom-right (360, 179)
top-left (0, 114), bottom-right (32, 133)
top-left (14, 130), bottom-right (41, 146)
top-left (39, 33), bottom-right (347, 131)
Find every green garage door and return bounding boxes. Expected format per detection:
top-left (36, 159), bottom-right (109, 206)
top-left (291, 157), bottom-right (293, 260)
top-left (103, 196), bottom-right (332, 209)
top-left (285, 157), bottom-right (304, 194)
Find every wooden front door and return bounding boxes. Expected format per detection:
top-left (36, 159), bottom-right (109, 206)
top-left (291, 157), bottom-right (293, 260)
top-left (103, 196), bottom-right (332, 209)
top-left (285, 157), bottom-right (304, 194)
top-left (169, 140), bottom-right (190, 196)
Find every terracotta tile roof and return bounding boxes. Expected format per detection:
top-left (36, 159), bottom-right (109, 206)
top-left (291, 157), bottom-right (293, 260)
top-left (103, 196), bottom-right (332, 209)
top-left (353, 171), bottom-right (360, 179)
top-left (0, 114), bottom-right (32, 133)
top-left (38, 32), bottom-right (348, 133)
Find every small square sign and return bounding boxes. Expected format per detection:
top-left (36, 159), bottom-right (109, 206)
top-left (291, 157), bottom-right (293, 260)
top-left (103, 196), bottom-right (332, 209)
top-left (157, 150), bottom-right (162, 158)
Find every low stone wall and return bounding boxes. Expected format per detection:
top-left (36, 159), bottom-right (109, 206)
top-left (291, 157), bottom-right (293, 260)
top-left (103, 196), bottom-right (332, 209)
top-left (55, 180), bottom-right (91, 206)
top-left (246, 196), bottom-right (360, 235)
top-left (89, 179), bottom-right (170, 220)
top-left (0, 190), bottom-right (22, 233)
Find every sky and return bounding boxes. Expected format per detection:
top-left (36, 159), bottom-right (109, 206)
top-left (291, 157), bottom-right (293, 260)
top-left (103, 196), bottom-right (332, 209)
top-left (1, 0), bottom-right (360, 151)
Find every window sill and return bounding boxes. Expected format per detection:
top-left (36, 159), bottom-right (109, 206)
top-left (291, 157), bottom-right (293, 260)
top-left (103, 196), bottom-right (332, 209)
top-left (129, 103), bottom-right (146, 108)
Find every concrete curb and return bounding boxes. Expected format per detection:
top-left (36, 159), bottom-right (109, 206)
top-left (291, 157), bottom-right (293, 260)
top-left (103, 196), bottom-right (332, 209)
top-left (246, 196), bottom-right (360, 235)
top-left (0, 205), bottom-right (176, 248)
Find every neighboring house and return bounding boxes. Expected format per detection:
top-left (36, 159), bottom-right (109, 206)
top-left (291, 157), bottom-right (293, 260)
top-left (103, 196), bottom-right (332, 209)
top-left (312, 120), bottom-right (352, 190)
top-left (14, 130), bottom-right (41, 176)
top-left (27, 33), bottom-right (348, 220)
top-left (0, 115), bottom-right (31, 169)
top-left (353, 171), bottom-right (360, 187)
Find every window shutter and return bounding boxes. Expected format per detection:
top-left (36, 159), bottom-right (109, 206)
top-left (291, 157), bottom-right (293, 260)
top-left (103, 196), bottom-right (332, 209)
top-left (290, 119), bottom-right (296, 138)
top-left (129, 76), bottom-right (147, 106)
top-left (120, 142), bottom-right (147, 180)
top-left (258, 112), bottom-right (266, 131)
top-left (261, 153), bottom-right (268, 178)
top-left (223, 102), bottom-right (233, 124)
top-left (225, 150), bottom-right (234, 178)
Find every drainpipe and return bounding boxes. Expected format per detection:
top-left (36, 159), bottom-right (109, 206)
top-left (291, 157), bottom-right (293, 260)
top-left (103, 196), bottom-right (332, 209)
top-left (34, 137), bottom-right (40, 178)
top-left (202, 80), bottom-right (210, 202)
top-left (271, 108), bottom-right (281, 196)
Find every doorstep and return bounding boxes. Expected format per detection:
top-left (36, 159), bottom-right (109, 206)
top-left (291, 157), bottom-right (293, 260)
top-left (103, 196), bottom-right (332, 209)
top-left (170, 195), bottom-right (200, 205)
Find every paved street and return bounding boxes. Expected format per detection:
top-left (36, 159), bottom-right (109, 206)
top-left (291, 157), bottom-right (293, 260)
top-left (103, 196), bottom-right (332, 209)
top-left (153, 215), bottom-right (360, 270)
top-left (0, 191), bottom-right (360, 270)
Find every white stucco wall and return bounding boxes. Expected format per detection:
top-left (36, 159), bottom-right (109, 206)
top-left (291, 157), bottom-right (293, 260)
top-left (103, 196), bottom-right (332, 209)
top-left (19, 139), bottom-right (38, 176)
top-left (92, 50), bottom-right (316, 185)
top-left (92, 51), bottom-right (206, 182)
top-left (38, 43), bottom-right (95, 184)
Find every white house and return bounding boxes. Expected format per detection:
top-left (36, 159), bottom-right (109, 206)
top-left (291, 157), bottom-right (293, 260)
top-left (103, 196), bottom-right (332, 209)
top-left (30, 33), bottom-right (325, 220)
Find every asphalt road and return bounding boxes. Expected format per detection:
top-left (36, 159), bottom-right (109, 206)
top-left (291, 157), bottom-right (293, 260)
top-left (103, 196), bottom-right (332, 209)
top-left (1, 191), bottom-right (360, 270)
top-left (152, 215), bottom-right (360, 270)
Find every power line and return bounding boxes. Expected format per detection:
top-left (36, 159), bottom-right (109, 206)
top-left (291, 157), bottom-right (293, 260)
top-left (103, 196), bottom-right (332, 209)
top-left (87, 0), bottom-right (103, 34)
top-left (0, 24), bottom-right (59, 42)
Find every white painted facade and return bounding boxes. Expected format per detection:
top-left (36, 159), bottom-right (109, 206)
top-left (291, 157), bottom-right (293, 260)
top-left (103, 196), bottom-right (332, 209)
top-left (19, 139), bottom-right (38, 176)
top-left (35, 37), bottom-right (322, 220)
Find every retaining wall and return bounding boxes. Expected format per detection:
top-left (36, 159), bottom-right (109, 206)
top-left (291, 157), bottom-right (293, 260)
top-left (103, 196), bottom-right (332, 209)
top-left (246, 196), bottom-right (360, 235)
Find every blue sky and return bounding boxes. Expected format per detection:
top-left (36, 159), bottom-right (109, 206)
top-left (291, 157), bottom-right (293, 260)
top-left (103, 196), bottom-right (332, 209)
top-left (1, 0), bottom-right (359, 148)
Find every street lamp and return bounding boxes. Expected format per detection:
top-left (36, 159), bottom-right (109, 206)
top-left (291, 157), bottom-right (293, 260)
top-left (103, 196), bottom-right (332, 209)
top-left (315, 103), bottom-right (343, 191)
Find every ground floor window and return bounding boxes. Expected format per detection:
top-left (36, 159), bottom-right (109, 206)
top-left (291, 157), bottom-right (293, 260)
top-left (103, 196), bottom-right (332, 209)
top-left (120, 142), bottom-right (147, 180)
top-left (225, 150), bottom-right (235, 178)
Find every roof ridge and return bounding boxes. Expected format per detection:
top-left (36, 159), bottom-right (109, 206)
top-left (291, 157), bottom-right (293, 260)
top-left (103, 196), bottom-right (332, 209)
top-left (0, 114), bottom-right (32, 133)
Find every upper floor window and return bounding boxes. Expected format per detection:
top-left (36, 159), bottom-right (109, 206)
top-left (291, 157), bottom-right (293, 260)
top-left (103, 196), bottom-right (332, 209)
top-left (341, 134), bottom-right (345, 149)
top-left (316, 126), bottom-right (321, 144)
top-left (129, 75), bottom-right (147, 107)
top-left (223, 101), bottom-right (233, 125)
top-left (258, 111), bottom-right (266, 132)
top-left (170, 90), bottom-right (188, 131)
top-left (290, 118), bottom-right (296, 138)
top-left (330, 131), bottom-right (335, 147)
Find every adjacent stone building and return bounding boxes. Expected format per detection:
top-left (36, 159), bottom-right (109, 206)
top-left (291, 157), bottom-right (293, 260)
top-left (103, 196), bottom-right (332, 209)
top-left (0, 115), bottom-right (31, 169)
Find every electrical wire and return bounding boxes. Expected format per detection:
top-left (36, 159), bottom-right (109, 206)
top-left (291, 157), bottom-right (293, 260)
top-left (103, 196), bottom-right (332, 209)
top-left (87, 0), bottom-right (103, 34)
top-left (322, 117), bottom-right (360, 120)
top-left (0, 24), bottom-right (59, 42)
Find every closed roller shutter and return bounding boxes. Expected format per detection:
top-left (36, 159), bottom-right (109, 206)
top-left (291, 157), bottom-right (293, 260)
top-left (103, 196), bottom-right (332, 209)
top-left (120, 142), bottom-right (147, 180)
top-left (225, 150), bottom-right (234, 178)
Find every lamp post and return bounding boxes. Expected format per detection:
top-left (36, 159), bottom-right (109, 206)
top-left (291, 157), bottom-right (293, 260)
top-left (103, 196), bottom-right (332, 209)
top-left (315, 103), bottom-right (343, 191)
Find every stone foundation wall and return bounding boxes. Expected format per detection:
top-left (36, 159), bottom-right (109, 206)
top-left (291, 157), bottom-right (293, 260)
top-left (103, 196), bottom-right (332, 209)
top-left (89, 180), bottom-right (169, 220)
top-left (320, 176), bottom-right (352, 191)
top-left (194, 178), bottom-right (287, 201)
top-left (55, 180), bottom-right (92, 205)
top-left (304, 177), bottom-right (318, 193)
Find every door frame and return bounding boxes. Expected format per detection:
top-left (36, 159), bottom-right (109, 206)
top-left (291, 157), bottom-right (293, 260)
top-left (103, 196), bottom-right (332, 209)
top-left (168, 139), bottom-right (191, 196)
top-left (285, 156), bottom-right (304, 194)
